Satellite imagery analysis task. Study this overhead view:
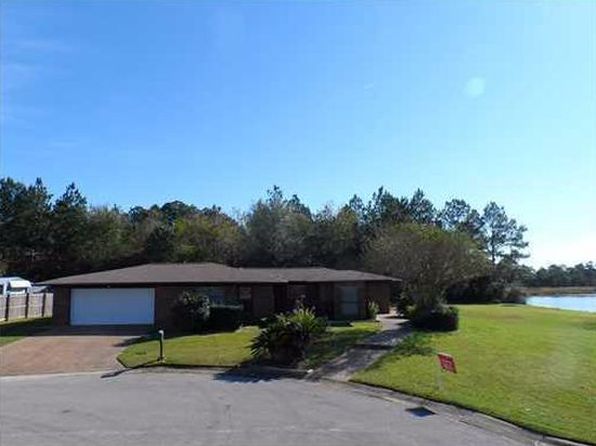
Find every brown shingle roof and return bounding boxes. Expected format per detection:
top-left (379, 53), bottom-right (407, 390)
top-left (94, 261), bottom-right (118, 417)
top-left (42, 263), bottom-right (399, 286)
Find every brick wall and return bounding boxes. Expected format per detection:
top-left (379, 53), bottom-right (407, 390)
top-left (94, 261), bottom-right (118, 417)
top-left (52, 288), bottom-right (71, 325)
top-left (251, 285), bottom-right (275, 318)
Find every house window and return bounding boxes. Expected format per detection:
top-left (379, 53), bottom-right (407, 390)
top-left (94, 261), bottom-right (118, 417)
top-left (195, 287), bottom-right (234, 305)
top-left (239, 287), bottom-right (252, 300)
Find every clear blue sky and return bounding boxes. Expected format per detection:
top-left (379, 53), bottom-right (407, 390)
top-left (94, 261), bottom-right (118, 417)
top-left (1, 0), bottom-right (595, 267)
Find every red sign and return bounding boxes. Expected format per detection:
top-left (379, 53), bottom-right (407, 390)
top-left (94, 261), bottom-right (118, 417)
top-left (437, 353), bottom-right (457, 373)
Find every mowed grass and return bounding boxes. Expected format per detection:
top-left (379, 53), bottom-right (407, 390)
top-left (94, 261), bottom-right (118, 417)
top-left (118, 326), bottom-right (260, 368)
top-left (118, 321), bottom-right (380, 369)
top-left (353, 305), bottom-right (596, 444)
top-left (0, 317), bottom-right (52, 347)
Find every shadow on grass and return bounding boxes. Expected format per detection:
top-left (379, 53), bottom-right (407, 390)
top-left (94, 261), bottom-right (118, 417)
top-left (363, 333), bottom-right (434, 373)
top-left (303, 327), bottom-right (379, 369)
top-left (582, 320), bottom-right (596, 331)
top-left (392, 333), bottom-right (434, 357)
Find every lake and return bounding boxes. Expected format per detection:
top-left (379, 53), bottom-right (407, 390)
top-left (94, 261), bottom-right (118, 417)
top-left (525, 295), bottom-right (596, 313)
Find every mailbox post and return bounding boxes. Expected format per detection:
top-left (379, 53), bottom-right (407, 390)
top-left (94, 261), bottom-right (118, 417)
top-left (158, 329), bottom-right (165, 362)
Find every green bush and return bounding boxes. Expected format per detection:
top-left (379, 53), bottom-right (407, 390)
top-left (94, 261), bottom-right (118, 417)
top-left (411, 305), bottom-right (459, 332)
top-left (446, 276), bottom-right (512, 303)
top-left (256, 314), bottom-right (278, 329)
top-left (502, 287), bottom-right (525, 304)
top-left (171, 291), bottom-right (211, 333)
top-left (395, 292), bottom-right (416, 316)
top-left (207, 305), bottom-right (243, 331)
top-left (367, 301), bottom-right (380, 320)
top-left (251, 308), bottom-right (327, 365)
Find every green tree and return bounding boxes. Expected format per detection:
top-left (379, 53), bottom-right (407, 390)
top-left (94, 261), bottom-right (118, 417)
top-left (243, 186), bottom-right (314, 266)
top-left (311, 204), bottom-right (362, 268)
top-left (0, 177), bottom-right (52, 278)
top-left (49, 183), bottom-right (89, 276)
top-left (438, 199), bottom-right (483, 240)
top-left (480, 202), bottom-right (528, 265)
top-left (160, 200), bottom-right (199, 224)
top-left (85, 206), bottom-right (135, 269)
top-left (407, 189), bottom-right (436, 224)
top-left (365, 223), bottom-right (488, 310)
top-left (175, 207), bottom-right (242, 264)
top-left (144, 225), bottom-right (176, 262)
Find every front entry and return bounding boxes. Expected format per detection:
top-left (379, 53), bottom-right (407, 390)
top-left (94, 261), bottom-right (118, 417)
top-left (338, 285), bottom-right (360, 318)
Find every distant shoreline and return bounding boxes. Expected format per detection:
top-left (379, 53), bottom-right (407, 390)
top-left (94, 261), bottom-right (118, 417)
top-left (521, 286), bottom-right (596, 296)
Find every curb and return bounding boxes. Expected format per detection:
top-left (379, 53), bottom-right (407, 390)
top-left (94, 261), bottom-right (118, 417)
top-left (320, 379), bottom-right (591, 446)
top-left (119, 363), bottom-right (311, 380)
top-left (0, 370), bottom-right (113, 380)
top-left (231, 365), bottom-right (311, 379)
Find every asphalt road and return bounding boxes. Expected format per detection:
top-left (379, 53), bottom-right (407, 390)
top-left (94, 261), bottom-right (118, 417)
top-left (0, 371), bottom-right (530, 446)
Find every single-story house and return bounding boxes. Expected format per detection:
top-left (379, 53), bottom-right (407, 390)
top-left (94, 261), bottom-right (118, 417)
top-left (42, 263), bottom-right (400, 327)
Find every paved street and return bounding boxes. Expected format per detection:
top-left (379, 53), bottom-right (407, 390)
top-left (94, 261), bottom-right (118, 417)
top-left (0, 370), bottom-right (532, 446)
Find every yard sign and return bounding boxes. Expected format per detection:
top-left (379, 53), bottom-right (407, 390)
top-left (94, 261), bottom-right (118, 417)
top-left (437, 353), bottom-right (457, 374)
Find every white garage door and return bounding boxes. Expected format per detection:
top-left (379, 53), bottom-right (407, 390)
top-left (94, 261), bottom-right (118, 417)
top-left (71, 288), bottom-right (155, 325)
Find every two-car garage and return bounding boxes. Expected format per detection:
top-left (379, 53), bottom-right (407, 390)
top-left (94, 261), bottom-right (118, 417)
top-left (70, 288), bottom-right (155, 325)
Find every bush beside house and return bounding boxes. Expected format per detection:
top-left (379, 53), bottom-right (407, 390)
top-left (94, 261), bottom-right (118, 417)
top-left (171, 291), bottom-right (243, 333)
top-left (171, 291), bottom-right (211, 332)
top-left (251, 307), bottom-right (327, 365)
top-left (410, 304), bottom-right (459, 331)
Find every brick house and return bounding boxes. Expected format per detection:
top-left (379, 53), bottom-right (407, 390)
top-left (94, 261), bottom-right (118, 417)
top-left (43, 263), bottom-right (399, 327)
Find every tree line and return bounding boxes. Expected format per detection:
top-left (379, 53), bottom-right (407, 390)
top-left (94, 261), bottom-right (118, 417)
top-left (1, 177), bottom-right (533, 285)
top-left (521, 263), bottom-right (596, 287)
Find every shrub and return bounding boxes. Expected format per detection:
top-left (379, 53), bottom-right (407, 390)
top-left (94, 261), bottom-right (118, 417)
top-left (446, 276), bottom-right (506, 303)
top-left (256, 314), bottom-right (278, 328)
top-left (395, 292), bottom-right (416, 316)
top-left (502, 287), bottom-right (526, 304)
top-left (411, 305), bottom-right (459, 332)
top-left (290, 306), bottom-right (327, 337)
top-left (367, 301), bottom-right (380, 320)
top-left (207, 305), bottom-right (243, 331)
top-left (171, 291), bottom-right (211, 333)
top-left (251, 308), bottom-right (327, 365)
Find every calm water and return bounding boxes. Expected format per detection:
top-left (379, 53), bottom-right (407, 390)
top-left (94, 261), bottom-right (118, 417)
top-left (525, 295), bottom-right (596, 313)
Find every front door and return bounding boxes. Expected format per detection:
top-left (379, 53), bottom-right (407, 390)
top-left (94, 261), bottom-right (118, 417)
top-left (339, 286), bottom-right (359, 318)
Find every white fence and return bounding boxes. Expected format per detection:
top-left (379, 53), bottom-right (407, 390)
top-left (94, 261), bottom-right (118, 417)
top-left (0, 293), bottom-right (53, 321)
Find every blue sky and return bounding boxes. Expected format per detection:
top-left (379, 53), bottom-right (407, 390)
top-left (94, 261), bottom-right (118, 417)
top-left (1, 0), bottom-right (594, 267)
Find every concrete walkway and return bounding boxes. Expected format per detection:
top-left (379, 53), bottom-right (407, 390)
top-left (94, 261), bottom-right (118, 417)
top-left (310, 313), bottom-right (411, 381)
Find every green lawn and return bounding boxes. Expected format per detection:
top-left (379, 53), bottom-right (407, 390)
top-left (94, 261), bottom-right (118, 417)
top-left (118, 326), bottom-right (260, 368)
top-left (353, 305), bottom-right (596, 444)
top-left (118, 321), bottom-right (380, 369)
top-left (0, 317), bottom-right (52, 347)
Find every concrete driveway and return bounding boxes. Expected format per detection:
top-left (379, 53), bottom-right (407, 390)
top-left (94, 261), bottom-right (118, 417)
top-left (0, 327), bottom-right (147, 376)
top-left (0, 371), bottom-right (538, 446)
